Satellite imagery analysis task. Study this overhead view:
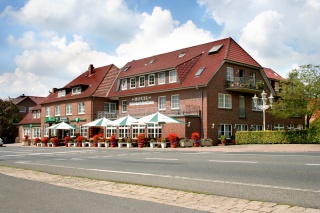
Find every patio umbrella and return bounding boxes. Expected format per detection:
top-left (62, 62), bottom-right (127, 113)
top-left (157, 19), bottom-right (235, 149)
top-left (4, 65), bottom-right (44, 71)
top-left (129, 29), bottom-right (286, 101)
top-left (83, 117), bottom-right (112, 127)
top-left (48, 121), bottom-right (76, 130)
top-left (136, 112), bottom-right (183, 124)
top-left (108, 115), bottom-right (139, 126)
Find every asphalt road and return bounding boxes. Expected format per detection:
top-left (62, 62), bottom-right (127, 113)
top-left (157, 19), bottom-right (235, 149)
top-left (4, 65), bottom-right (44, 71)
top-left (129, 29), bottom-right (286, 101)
top-left (0, 173), bottom-right (204, 213)
top-left (1, 146), bottom-right (320, 209)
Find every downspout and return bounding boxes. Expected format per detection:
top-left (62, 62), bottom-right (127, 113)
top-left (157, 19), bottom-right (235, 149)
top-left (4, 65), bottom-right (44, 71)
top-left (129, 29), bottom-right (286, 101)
top-left (196, 85), bottom-right (203, 138)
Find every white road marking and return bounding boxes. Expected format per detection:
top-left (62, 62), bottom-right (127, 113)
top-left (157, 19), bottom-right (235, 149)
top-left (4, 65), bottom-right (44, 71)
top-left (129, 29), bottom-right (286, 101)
top-left (15, 161), bottom-right (320, 194)
top-left (305, 164), bottom-right (320, 166)
top-left (209, 160), bottom-right (258, 164)
top-left (116, 154), bottom-right (128, 156)
top-left (183, 152), bottom-right (210, 155)
top-left (1, 150), bottom-right (94, 157)
top-left (221, 153), bottom-right (320, 158)
top-left (145, 158), bottom-right (178, 161)
top-left (55, 159), bottom-right (68, 161)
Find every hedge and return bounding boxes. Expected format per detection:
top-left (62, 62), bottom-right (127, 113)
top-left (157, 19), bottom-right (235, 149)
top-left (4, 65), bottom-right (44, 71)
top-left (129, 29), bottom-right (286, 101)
top-left (236, 128), bottom-right (320, 144)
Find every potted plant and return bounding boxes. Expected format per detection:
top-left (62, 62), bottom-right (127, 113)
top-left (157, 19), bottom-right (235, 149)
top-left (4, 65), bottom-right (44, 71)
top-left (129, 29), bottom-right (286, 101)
top-left (201, 138), bottom-right (213, 147)
top-left (24, 135), bottom-right (30, 146)
top-left (256, 80), bottom-right (264, 89)
top-left (191, 132), bottom-right (201, 147)
top-left (136, 134), bottom-right (145, 148)
top-left (92, 134), bottom-right (100, 147)
top-left (149, 138), bottom-right (157, 148)
top-left (231, 135), bottom-right (236, 145)
top-left (77, 136), bottom-right (84, 147)
top-left (51, 137), bottom-right (58, 147)
top-left (168, 133), bottom-right (178, 148)
top-left (105, 139), bottom-right (110, 148)
top-left (180, 138), bottom-right (193, 147)
top-left (219, 135), bottom-right (226, 145)
top-left (110, 135), bottom-right (116, 147)
top-left (160, 138), bottom-right (167, 148)
top-left (64, 136), bottom-right (70, 147)
top-left (34, 137), bottom-right (41, 146)
top-left (126, 138), bottom-right (132, 148)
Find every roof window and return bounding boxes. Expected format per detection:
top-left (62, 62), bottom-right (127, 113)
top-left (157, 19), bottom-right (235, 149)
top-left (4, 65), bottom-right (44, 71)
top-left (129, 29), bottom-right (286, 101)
top-left (195, 67), bottom-right (206, 76)
top-left (149, 59), bottom-right (156, 64)
top-left (178, 52), bottom-right (186, 58)
top-left (208, 44), bottom-right (223, 55)
top-left (123, 65), bottom-right (131, 72)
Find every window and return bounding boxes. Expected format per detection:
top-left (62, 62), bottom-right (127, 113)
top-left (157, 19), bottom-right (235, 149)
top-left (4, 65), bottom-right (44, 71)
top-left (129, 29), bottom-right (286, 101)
top-left (66, 104), bottom-right (72, 115)
top-left (72, 86), bottom-right (81, 94)
top-left (33, 111), bottom-right (37, 118)
top-left (195, 67), bottom-right (205, 76)
top-left (226, 67), bottom-right (234, 81)
top-left (130, 78), bottom-right (136, 89)
top-left (118, 126), bottom-right (130, 138)
top-left (37, 110), bottom-right (40, 118)
top-left (121, 79), bottom-right (127, 90)
top-left (45, 107), bottom-right (50, 117)
top-left (23, 128), bottom-right (30, 137)
top-left (148, 74), bottom-right (155, 86)
top-left (235, 124), bottom-right (248, 132)
top-left (218, 93), bottom-right (232, 109)
top-left (18, 106), bottom-right (26, 113)
top-left (149, 59), bottom-right (156, 64)
top-left (147, 124), bottom-right (162, 138)
top-left (250, 73), bottom-right (256, 86)
top-left (55, 106), bottom-right (61, 116)
top-left (139, 76), bottom-right (145, 87)
top-left (178, 52), bottom-right (185, 57)
top-left (274, 81), bottom-right (279, 91)
top-left (158, 96), bottom-right (166, 110)
top-left (28, 107), bottom-right (33, 112)
top-left (132, 125), bottom-right (145, 138)
top-left (122, 100), bottom-right (127, 113)
top-left (218, 124), bottom-right (232, 139)
top-left (106, 126), bottom-right (117, 138)
top-left (33, 128), bottom-right (41, 138)
top-left (44, 126), bottom-right (49, 137)
top-left (123, 65), bottom-right (130, 72)
top-left (255, 125), bottom-right (263, 131)
top-left (104, 103), bottom-right (116, 114)
top-left (80, 126), bottom-right (87, 138)
top-left (158, 72), bottom-right (165, 84)
top-left (169, 70), bottom-right (177, 83)
top-left (69, 128), bottom-right (75, 137)
top-left (239, 96), bottom-right (245, 117)
top-left (252, 98), bottom-right (263, 111)
top-left (78, 102), bottom-right (85, 114)
top-left (58, 90), bottom-right (66, 97)
top-left (171, 94), bottom-right (179, 109)
top-left (274, 124), bottom-right (285, 131)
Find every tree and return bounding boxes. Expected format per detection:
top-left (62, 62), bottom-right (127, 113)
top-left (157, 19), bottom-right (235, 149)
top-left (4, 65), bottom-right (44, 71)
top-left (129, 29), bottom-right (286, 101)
top-left (0, 98), bottom-right (21, 138)
top-left (270, 64), bottom-right (320, 128)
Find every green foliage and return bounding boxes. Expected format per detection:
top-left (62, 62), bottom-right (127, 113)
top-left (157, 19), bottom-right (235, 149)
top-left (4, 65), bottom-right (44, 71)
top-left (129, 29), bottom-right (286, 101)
top-left (270, 64), bottom-right (320, 128)
top-left (0, 98), bottom-right (21, 136)
top-left (236, 130), bottom-right (320, 144)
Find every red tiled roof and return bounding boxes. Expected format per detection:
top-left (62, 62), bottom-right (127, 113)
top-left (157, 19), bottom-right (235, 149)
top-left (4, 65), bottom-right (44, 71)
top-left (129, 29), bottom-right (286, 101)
top-left (264, 68), bottom-right (283, 80)
top-left (42, 64), bottom-right (119, 104)
top-left (11, 96), bottom-right (45, 105)
top-left (108, 37), bottom-right (262, 97)
top-left (19, 111), bottom-right (41, 125)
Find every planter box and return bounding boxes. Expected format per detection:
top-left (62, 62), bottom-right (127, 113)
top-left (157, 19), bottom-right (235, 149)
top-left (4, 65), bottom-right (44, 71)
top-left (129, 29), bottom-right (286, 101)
top-left (150, 142), bottom-right (160, 148)
top-left (200, 140), bottom-right (212, 147)
top-left (180, 140), bottom-right (193, 147)
top-left (160, 142), bottom-right (167, 148)
top-left (126, 143), bottom-right (132, 148)
top-left (118, 142), bottom-right (126, 148)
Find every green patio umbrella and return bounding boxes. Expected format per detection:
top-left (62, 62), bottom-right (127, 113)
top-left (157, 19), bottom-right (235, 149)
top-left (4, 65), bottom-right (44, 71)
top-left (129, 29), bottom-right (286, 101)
top-left (83, 117), bottom-right (112, 127)
top-left (136, 112), bottom-right (183, 124)
top-left (108, 115), bottom-right (139, 126)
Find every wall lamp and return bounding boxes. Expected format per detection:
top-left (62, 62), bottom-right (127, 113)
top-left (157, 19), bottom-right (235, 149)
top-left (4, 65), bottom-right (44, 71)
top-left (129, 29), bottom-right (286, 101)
top-left (187, 121), bottom-right (191, 127)
top-left (211, 123), bottom-right (215, 129)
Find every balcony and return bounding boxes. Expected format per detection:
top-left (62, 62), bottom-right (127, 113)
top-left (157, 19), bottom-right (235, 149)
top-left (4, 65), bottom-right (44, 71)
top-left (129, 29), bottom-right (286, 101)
top-left (95, 105), bottom-right (200, 119)
top-left (226, 77), bottom-right (263, 94)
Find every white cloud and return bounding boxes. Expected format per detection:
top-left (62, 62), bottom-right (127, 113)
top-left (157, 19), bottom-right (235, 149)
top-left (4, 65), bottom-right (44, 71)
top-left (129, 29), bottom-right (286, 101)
top-left (198, 0), bottom-right (320, 77)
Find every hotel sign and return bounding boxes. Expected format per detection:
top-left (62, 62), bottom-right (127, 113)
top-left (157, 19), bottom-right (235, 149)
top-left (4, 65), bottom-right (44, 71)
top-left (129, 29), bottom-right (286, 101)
top-left (129, 96), bottom-right (154, 106)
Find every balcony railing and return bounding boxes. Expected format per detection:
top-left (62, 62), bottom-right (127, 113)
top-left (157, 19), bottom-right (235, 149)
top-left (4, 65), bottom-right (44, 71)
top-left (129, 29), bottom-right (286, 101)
top-left (226, 77), bottom-right (263, 93)
top-left (95, 105), bottom-right (200, 119)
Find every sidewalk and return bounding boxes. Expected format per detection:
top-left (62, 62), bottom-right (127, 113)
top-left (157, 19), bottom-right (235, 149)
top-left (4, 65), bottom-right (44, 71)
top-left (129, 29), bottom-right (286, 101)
top-left (5, 142), bottom-right (320, 152)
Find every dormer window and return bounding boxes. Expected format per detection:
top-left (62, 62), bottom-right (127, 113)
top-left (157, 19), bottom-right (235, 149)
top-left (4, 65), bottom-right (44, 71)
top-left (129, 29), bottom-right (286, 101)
top-left (169, 70), bottom-right (177, 83)
top-left (58, 90), bottom-right (66, 97)
top-left (178, 52), bottom-right (185, 58)
top-left (72, 86), bottom-right (81, 94)
top-left (121, 79), bottom-right (127, 90)
top-left (123, 65), bottom-right (130, 72)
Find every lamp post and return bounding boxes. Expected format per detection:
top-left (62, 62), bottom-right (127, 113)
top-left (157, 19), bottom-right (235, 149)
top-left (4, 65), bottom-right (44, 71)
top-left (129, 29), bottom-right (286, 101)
top-left (252, 90), bottom-right (274, 131)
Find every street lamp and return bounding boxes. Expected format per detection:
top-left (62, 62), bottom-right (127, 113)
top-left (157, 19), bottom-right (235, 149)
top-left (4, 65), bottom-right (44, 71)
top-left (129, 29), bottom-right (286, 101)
top-left (252, 90), bottom-right (274, 131)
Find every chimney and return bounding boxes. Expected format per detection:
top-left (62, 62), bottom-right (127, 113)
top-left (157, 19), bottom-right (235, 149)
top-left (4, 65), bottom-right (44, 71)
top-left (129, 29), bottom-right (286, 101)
top-left (88, 64), bottom-right (94, 76)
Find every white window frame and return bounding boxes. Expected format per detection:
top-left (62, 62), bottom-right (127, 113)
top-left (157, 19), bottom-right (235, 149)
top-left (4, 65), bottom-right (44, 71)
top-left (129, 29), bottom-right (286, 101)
top-left (158, 72), bottom-right (165, 84)
top-left (66, 104), bottom-right (72, 115)
top-left (37, 110), bottom-right (40, 118)
top-left (72, 86), bottom-right (81, 94)
top-left (252, 98), bottom-right (263, 111)
top-left (250, 73), bottom-right (256, 86)
top-left (274, 124), bottom-right (285, 131)
top-left (104, 102), bottom-right (116, 114)
top-left (171, 94), bottom-right (179, 109)
top-left (226, 67), bottom-right (234, 81)
top-left (58, 90), bottom-right (66, 97)
top-left (44, 126), bottom-right (49, 137)
top-left (23, 128), bottom-right (30, 137)
top-left (132, 125), bottom-right (145, 139)
top-left (218, 124), bottom-right (232, 139)
top-left (33, 111), bottom-right (37, 118)
top-left (158, 96), bottom-right (166, 111)
top-left (45, 107), bottom-right (50, 117)
top-left (19, 106), bottom-right (26, 113)
top-left (139, 76), bottom-right (145, 87)
top-left (130, 78), bottom-right (136, 89)
top-left (119, 126), bottom-right (130, 138)
top-left (80, 126), bottom-right (88, 138)
top-left (235, 124), bottom-right (248, 132)
top-left (148, 74), bottom-right (155, 86)
top-left (78, 102), bottom-right (85, 114)
top-left (218, 93), bottom-right (232, 109)
top-left (106, 126), bottom-right (117, 138)
top-left (33, 127), bottom-right (41, 138)
top-left (147, 124), bottom-right (162, 138)
top-left (55, 105), bottom-right (61, 116)
top-left (169, 70), bottom-right (177, 83)
top-left (122, 100), bottom-right (127, 113)
top-left (121, 79), bottom-right (127, 90)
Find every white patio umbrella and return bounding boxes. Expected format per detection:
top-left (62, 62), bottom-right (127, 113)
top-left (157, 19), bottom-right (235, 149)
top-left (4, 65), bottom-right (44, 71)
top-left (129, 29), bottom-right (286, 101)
top-left (108, 115), bottom-right (139, 126)
top-left (48, 121), bottom-right (76, 130)
top-left (83, 117), bottom-right (112, 127)
top-left (136, 112), bottom-right (183, 124)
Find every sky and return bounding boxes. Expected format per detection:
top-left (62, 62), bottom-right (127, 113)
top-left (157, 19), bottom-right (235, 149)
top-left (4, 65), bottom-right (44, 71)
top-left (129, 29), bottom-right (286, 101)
top-left (0, 0), bottom-right (319, 99)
